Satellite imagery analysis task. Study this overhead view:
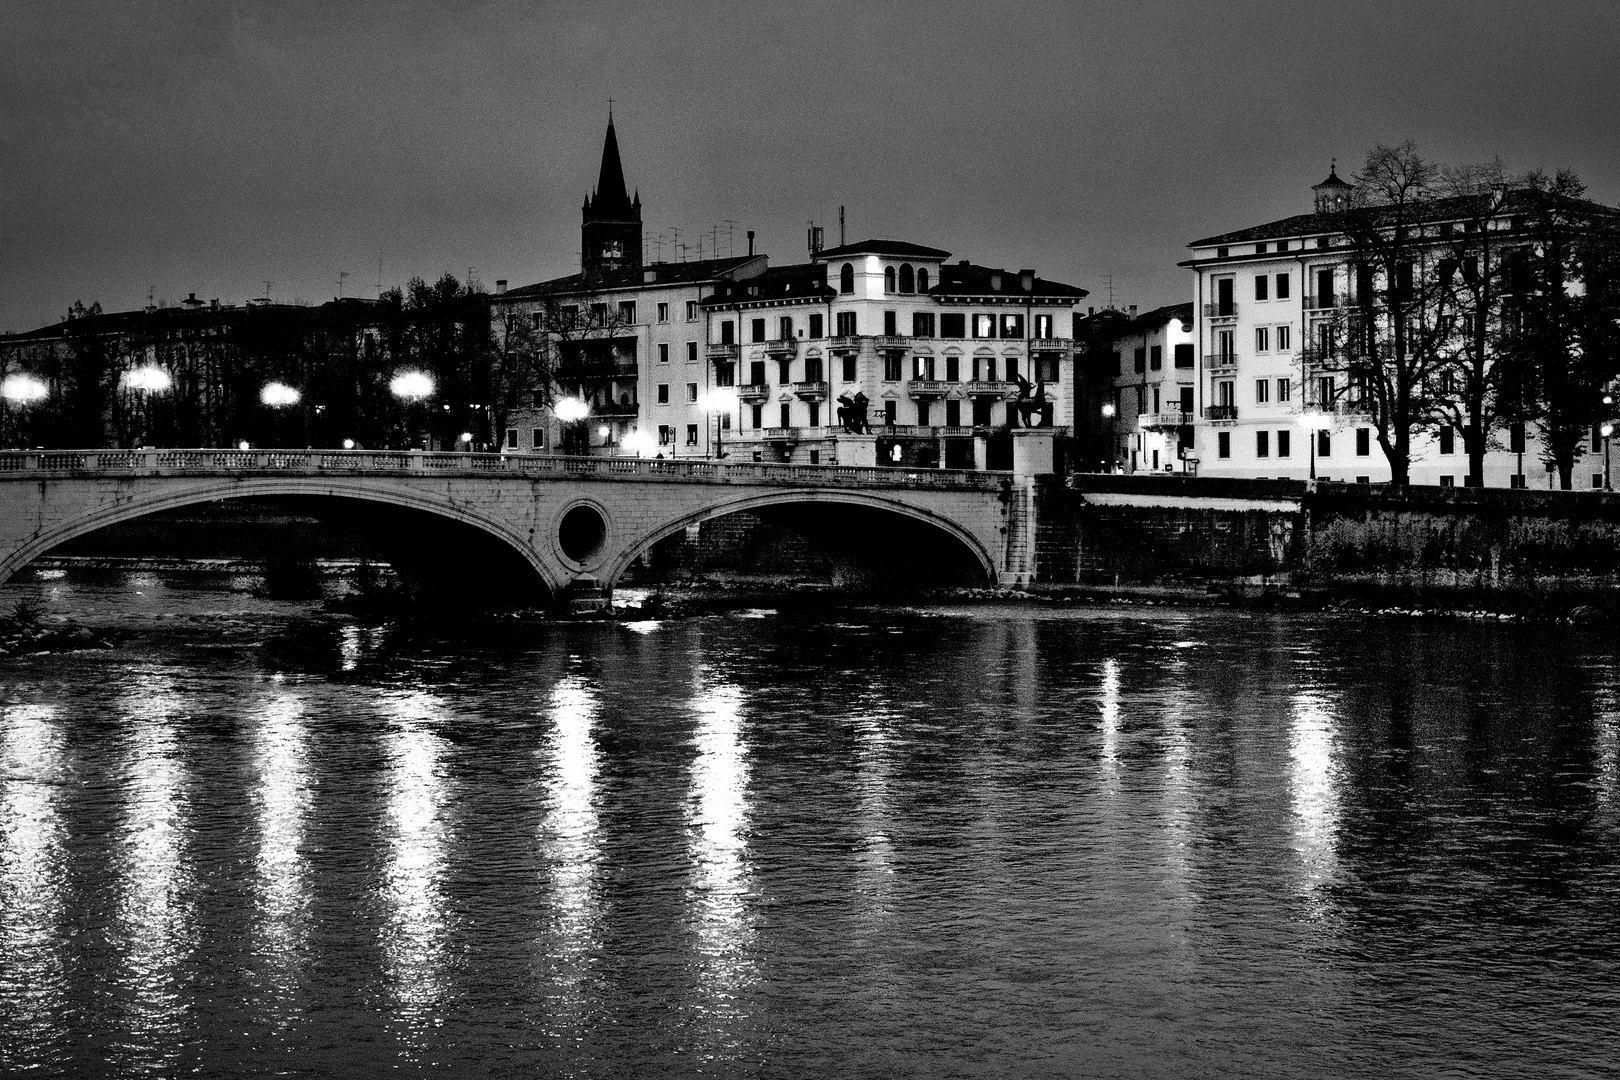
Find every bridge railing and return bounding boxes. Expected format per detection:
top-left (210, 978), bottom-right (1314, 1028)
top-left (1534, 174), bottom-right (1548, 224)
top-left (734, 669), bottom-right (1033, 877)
top-left (0, 448), bottom-right (1009, 490)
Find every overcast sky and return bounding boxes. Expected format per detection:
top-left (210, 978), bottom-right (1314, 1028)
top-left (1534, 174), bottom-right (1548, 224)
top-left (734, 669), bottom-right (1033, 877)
top-left (2, 0), bottom-right (1617, 331)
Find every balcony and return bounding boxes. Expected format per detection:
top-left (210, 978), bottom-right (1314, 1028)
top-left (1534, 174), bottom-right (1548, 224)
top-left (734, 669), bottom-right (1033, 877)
top-left (907, 379), bottom-right (950, 397)
top-left (966, 379), bottom-right (1013, 397)
top-left (1203, 302), bottom-right (1238, 321)
top-left (1304, 293), bottom-right (1337, 311)
top-left (764, 338), bottom-right (798, 356)
top-left (793, 380), bottom-right (829, 400)
top-left (706, 342), bottom-right (740, 359)
top-left (829, 335), bottom-right (863, 351)
top-left (558, 360), bottom-right (637, 380)
top-left (1203, 404), bottom-right (1239, 422)
top-left (737, 382), bottom-right (770, 401)
top-left (871, 335), bottom-right (908, 350)
top-left (764, 427), bottom-right (800, 441)
top-left (1030, 337), bottom-right (1074, 353)
top-left (1205, 350), bottom-right (1239, 372)
top-left (594, 400), bottom-right (640, 418)
top-left (1141, 409), bottom-right (1194, 429)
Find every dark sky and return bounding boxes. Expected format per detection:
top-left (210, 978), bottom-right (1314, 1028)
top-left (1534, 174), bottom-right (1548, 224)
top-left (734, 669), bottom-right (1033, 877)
top-left (4, 0), bottom-right (1618, 331)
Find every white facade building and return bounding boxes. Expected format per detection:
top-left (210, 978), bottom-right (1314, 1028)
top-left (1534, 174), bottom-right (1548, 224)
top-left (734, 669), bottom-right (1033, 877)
top-left (1104, 302), bottom-right (1196, 474)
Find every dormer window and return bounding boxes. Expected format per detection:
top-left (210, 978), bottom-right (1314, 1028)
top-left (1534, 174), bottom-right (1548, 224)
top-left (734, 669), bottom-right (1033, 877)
top-left (990, 274), bottom-right (1002, 291)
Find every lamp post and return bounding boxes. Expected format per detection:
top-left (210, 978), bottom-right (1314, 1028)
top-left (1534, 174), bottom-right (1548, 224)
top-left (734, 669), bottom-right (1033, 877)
top-left (621, 429), bottom-right (656, 459)
top-left (1603, 422), bottom-right (1614, 492)
top-left (696, 387), bottom-right (740, 460)
top-left (1100, 402), bottom-right (1117, 472)
top-left (389, 370), bottom-right (434, 449)
top-left (554, 396), bottom-right (588, 455)
top-left (260, 381), bottom-right (301, 447)
top-left (1299, 408), bottom-right (1331, 481)
top-left (122, 366), bottom-right (172, 447)
top-left (1, 373), bottom-right (48, 447)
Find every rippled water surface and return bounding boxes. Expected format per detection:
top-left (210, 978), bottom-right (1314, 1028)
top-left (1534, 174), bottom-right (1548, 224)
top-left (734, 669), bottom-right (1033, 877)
top-left (1, 569), bottom-right (1618, 1077)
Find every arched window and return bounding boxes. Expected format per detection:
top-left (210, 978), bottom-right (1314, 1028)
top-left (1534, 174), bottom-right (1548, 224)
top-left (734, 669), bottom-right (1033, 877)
top-left (839, 263), bottom-right (854, 294)
top-left (899, 264), bottom-right (915, 292)
top-left (884, 266), bottom-right (896, 293)
top-left (917, 268), bottom-right (930, 292)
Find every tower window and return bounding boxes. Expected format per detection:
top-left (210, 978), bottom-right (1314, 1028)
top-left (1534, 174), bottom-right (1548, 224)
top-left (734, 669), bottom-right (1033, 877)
top-left (899, 264), bottom-right (915, 292)
top-left (839, 264), bottom-right (854, 294)
top-left (884, 266), bottom-right (896, 293)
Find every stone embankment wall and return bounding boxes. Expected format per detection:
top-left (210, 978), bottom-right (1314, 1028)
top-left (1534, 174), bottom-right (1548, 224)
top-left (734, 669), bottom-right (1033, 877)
top-left (1033, 476), bottom-right (1620, 601)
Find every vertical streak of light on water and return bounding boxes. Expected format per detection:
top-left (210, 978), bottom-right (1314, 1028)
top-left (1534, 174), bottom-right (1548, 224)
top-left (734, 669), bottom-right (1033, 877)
top-left (0, 705), bottom-right (67, 1069)
top-left (685, 676), bottom-right (755, 1059)
top-left (853, 709), bottom-right (894, 942)
top-left (380, 689), bottom-right (450, 1058)
top-left (1289, 689), bottom-right (1343, 916)
top-left (111, 671), bottom-right (194, 1074)
top-left (1158, 650), bottom-right (1195, 914)
top-left (250, 690), bottom-right (312, 1029)
top-left (539, 672), bottom-right (601, 1029)
top-left (1099, 658), bottom-right (1123, 789)
top-left (1593, 685), bottom-right (1619, 827)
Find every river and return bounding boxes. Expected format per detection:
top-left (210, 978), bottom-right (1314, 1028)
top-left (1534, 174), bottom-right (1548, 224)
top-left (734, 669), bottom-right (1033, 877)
top-left (0, 566), bottom-right (1616, 1077)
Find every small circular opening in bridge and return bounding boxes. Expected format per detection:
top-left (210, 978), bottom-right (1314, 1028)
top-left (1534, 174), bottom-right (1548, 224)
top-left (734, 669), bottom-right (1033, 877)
top-left (558, 505), bottom-right (607, 563)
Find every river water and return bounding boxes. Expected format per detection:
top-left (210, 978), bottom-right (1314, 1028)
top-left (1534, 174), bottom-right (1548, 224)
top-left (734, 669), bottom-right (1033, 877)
top-left (0, 567), bottom-right (1616, 1078)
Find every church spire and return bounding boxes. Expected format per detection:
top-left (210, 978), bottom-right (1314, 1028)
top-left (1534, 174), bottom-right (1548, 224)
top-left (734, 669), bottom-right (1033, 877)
top-left (590, 116), bottom-right (631, 216)
top-left (581, 113), bottom-right (643, 275)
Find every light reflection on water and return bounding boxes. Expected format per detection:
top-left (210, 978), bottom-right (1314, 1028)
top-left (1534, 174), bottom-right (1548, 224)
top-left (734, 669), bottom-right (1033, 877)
top-left (379, 689), bottom-right (451, 1050)
top-left (0, 705), bottom-right (68, 1070)
top-left (685, 675), bottom-right (755, 1056)
top-left (0, 569), bottom-right (1617, 1076)
top-left (250, 689), bottom-right (312, 1026)
top-left (110, 671), bottom-right (194, 1075)
top-left (539, 671), bottom-right (601, 1015)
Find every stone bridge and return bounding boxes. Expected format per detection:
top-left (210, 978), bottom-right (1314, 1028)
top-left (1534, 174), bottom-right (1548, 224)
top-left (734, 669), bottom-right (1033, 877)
top-left (0, 448), bottom-right (1036, 605)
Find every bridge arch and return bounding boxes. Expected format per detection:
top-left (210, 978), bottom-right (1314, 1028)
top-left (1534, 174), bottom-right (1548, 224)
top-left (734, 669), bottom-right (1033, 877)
top-left (0, 476), bottom-right (563, 601)
top-left (604, 488), bottom-right (999, 590)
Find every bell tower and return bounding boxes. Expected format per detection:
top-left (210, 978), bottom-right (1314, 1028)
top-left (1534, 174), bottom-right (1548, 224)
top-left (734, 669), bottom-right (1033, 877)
top-left (581, 114), bottom-right (643, 276)
top-left (1313, 160), bottom-right (1353, 214)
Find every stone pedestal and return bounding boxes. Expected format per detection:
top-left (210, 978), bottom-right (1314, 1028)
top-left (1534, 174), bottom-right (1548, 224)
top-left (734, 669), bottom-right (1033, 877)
top-left (832, 433), bottom-right (878, 467)
top-left (1011, 428), bottom-right (1056, 476)
top-left (973, 434), bottom-right (991, 471)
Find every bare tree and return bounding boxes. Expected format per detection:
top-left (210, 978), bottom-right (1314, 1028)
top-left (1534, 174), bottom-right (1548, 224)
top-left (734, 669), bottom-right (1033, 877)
top-left (1511, 170), bottom-right (1620, 488)
top-left (517, 292), bottom-right (637, 453)
top-left (1319, 142), bottom-right (1458, 485)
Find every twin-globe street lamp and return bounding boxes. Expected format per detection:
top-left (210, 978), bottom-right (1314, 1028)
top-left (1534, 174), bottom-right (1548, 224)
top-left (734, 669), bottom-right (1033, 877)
top-left (390, 370), bottom-right (435, 449)
top-left (1, 373), bottom-right (49, 448)
top-left (554, 395), bottom-right (589, 455)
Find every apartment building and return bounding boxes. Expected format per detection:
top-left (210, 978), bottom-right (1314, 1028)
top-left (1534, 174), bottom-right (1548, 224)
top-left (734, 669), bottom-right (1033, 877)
top-left (1102, 302), bottom-right (1195, 474)
top-left (1182, 168), bottom-right (1613, 487)
top-left (700, 238), bottom-right (1090, 467)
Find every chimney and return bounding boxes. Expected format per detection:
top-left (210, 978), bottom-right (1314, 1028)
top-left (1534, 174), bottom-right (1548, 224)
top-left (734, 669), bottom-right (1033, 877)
top-left (747, 230), bottom-right (755, 256)
top-left (1128, 304), bottom-right (1138, 319)
top-left (807, 223), bottom-right (824, 256)
top-left (495, 279), bottom-right (507, 294)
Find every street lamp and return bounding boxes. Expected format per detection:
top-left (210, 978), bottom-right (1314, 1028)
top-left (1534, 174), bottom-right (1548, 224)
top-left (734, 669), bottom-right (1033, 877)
top-left (1, 373), bottom-right (48, 448)
top-left (1603, 422), bottom-right (1614, 491)
top-left (389, 370), bottom-right (434, 449)
top-left (621, 429), bottom-right (656, 458)
top-left (554, 396), bottom-right (588, 455)
top-left (1299, 408), bottom-right (1332, 481)
top-left (122, 366), bottom-right (172, 447)
top-left (696, 386), bottom-right (739, 459)
top-left (260, 382), bottom-right (301, 407)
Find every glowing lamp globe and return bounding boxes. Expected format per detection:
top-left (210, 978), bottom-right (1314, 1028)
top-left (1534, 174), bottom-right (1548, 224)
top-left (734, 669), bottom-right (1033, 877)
top-left (124, 366), bottom-right (172, 392)
top-left (389, 370), bottom-right (434, 401)
top-left (554, 397), bottom-right (588, 422)
top-left (260, 382), bottom-right (301, 407)
top-left (621, 430), bottom-right (656, 457)
top-left (1, 374), bottom-right (48, 404)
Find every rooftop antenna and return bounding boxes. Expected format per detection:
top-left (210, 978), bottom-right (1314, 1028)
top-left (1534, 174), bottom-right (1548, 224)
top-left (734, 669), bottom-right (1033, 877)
top-left (1103, 275), bottom-right (1116, 310)
top-left (723, 219), bottom-right (738, 258)
top-left (376, 258), bottom-right (383, 298)
top-left (839, 205), bottom-right (846, 246)
top-left (468, 266), bottom-right (480, 291)
top-left (670, 226), bottom-right (681, 261)
top-left (337, 270), bottom-right (349, 298)
top-left (263, 280), bottom-right (273, 300)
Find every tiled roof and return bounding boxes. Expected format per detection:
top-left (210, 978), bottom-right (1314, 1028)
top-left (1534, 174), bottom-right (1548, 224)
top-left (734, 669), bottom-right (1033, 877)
top-left (814, 239), bottom-right (951, 261)
top-left (0, 298), bottom-right (384, 343)
top-left (700, 263), bottom-right (835, 307)
top-left (1189, 188), bottom-right (1620, 250)
top-left (500, 256), bottom-right (763, 299)
top-left (1131, 302), bottom-right (1194, 329)
top-left (929, 262), bottom-right (1088, 300)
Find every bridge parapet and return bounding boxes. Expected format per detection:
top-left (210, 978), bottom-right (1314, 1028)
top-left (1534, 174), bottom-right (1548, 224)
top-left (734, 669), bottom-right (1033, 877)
top-left (0, 448), bottom-right (1011, 491)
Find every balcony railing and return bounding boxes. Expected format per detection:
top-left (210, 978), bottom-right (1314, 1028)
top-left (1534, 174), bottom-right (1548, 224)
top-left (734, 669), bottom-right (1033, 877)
top-left (1141, 409), bottom-right (1194, 429)
top-left (737, 382), bottom-right (770, 400)
top-left (792, 380), bottom-right (829, 399)
top-left (706, 342), bottom-right (740, 359)
top-left (1205, 351), bottom-right (1239, 370)
top-left (908, 379), bottom-right (950, 396)
top-left (829, 335), bottom-right (863, 350)
top-left (764, 427), bottom-right (800, 441)
top-left (1203, 404), bottom-right (1239, 422)
top-left (1303, 293), bottom-right (1337, 311)
top-left (558, 360), bottom-right (638, 380)
top-left (764, 338), bottom-right (798, 355)
top-left (871, 335), bottom-right (908, 350)
top-left (966, 380), bottom-right (1013, 397)
top-left (1203, 302), bottom-right (1239, 320)
top-left (594, 400), bottom-right (639, 418)
top-left (1030, 337), bottom-right (1073, 352)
